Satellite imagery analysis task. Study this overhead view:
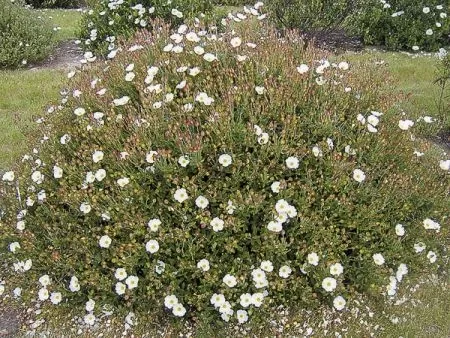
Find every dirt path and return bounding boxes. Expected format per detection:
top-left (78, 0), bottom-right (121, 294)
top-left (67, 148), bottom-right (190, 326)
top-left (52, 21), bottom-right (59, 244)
top-left (30, 40), bottom-right (83, 71)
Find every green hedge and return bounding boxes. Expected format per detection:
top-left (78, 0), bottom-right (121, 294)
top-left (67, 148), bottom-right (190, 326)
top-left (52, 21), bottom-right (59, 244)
top-left (0, 0), bottom-right (55, 68)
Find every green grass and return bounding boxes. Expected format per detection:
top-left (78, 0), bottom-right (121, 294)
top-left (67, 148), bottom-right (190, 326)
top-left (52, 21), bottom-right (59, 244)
top-left (346, 51), bottom-right (448, 133)
top-left (0, 69), bottom-right (66, 170)
top-left (36, 8), bottom-right (83, 42)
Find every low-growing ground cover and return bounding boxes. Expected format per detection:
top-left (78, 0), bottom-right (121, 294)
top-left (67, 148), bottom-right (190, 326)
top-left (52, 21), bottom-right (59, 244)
top-left (0, 3), bottom-right (449, 338)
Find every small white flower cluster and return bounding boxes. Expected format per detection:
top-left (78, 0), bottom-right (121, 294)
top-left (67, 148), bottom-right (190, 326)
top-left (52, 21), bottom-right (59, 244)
top-left (253, 125), bottom-right (269, 145)
top-left (114, 268), bottom-right (138, 295)
top-left (164, 295), bottom-right (186, 317)
top-left (357, 111), bottom-right (383, 133)
top-left (267, 199), bottom-right (297, 233)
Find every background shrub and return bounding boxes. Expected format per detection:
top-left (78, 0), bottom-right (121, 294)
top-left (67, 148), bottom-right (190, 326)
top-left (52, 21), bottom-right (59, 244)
top-left (78, 0), bottom-right (214, 55)
top-left (0, 0), bottom-right (55, 68)
top-left (25, 0), bottom-right (85, 8)
top-left (265, 0), bottom-right (356, 32)
top-left (347, 0), bottom-right (450, 51)
top-left (1, 7), bottom-right (449, 324)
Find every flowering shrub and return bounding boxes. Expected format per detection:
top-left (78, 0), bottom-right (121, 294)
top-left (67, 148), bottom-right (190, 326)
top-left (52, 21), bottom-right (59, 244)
top-left (0, 0), bottom-right (55, 68)
top-left (265, 0), bottom-right (355, 31)
top-left (347, 0), bottom-right (450, 51)
top-left (1, 3), bottom-right (449, 325)
top-left (78, 0), bottom-right (214, 55)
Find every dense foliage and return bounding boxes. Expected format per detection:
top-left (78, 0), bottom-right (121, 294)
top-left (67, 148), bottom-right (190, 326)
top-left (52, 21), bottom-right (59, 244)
top-left (265, 0), bottom-right (355, 31)
top-left (25, 0), bottom-right (84, 8)
top-left (348, 0), bottom-right (450, 51)
top-left (1, 2), bottom-right (449, 326)
top-left (0, 0), bottom-right (55, 68)
top-left (78, 0), bottom-right (214, 55)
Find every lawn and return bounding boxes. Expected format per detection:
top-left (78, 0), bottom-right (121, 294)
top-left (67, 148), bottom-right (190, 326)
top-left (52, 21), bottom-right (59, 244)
top-left (36, 8), bottom-right (83, 42)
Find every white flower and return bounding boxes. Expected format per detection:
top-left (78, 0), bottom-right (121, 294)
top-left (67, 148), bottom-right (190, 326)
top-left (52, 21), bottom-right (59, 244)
top-left (333, 296), bottom-right (346, 310)
top-left (115, 282), bottom-right (126, 295)
top-left (197, 259), bottom-right (210, 272)
top-left (210, 293), bottom-right (226, 308)
top-left (195, 196), bottom-right (209, 209)
top-left (92, 150), bottom-right (104, 163)
top-left (230, 36), bottom-right (242, 48)
top-left (174, 188), bottom-right (189, 203)
top-left (251, 268), bottom-right (267, 282)
top-left (2, 171), bottom-right (14, 182)
top-left (258, 133), bottom-right (269, 145)
top-left (423, 218), bottom-right (441, 232)
top-left (86, 299), bottom-right (95, 312)
top-left (148, 218), bottom-right (161, 232)
top-left (297, 64), bottom-right (309, 74)
top-left (396, 263), bottom-right (408, 282)
top-left (267, 221), bottom-right (282, 232)
top-left (271, 181), bottom-right (281, 193)
top-left (85, 171), bottom-right (95, 183)
top-left (113, 96), bottom-right (130, 106)
top-left (178, 156), bottom-right (190, 167)
top-left (9, 242), bottom-right (20, 253)
top-left (398, 120), bottom-right (414, 131)
top-left (275, 199), bottom-right (289, 215)
top-left (39, 275), bottom-right (51, 287)
top-left (31, 171), bottom-right (44, 184)
top-left (312, 146), bottom-right (323, 157)
top-left (194, 46), bottom-right (204, 55)
top-left (50, 292), bottom-right (62, 305)
top-left (146, 151), bottom-right (158, 163)
top-left (125, 275), bottom-right (139, 289)
top-left (261, 260), bottom-right (274, 272)
top-left (219, 301), bottom-right (233, 315)
top-left (427, 251), bottom-right (437, 263)
top-left (164, 295), bottom-right (179, 309)
top-left (239, 293), bottom-right (252, 308)
top-left (69, 276), bottom-right (80, 292)
top-left (125, 72), bottom-right (135, 82)
top-left (38, 287), bottom-right (49, 301)
top-left (367, 115), bottom-right (379, 127)
top-left (223, 274), bottom-right (237, 288)
top-left (426, 29), bottom-right (433, 36)
top-left (322, 277), bottom-right (337, 292)
top-left (255, 86), bottom-right (265, 95)
top-left (353, 169), bottom-right (366, 183)
top-left (279, 265), bottom-right (292, 278)
top-left (186, 32), bottom-right (200, 42)
top-left (285, 156), bottom-right (299, 169)
top-left (79, 202), bottom-right (92, 214)
top-left (330, 263), bottom-right (343, 276)
top-left (395, 224), bottom-right (405, 236)
top-left (53, 165), bottom-right (63, 179)
top-left (84, 313), bottom-right (96, 326)
top-left (236, 309), bottom-right (248, 324)
top-left (0, 285), bottom-right (4, 296)
top-left (171, 8), bottom-right (183, 18)
top-left (189, 67), bottom-right (201, 76)
top-left (423, 7), bottom-right (430, 13)
top-left (117, 177), bottom-right (130, 187)
top-left (218, 154), bottom-right (232, 167)
top-left (172, 303), bottom-right (186, 317)
top-left (99, 235), bottom-right (112, 248)
top-left (60, 134), bottom-right (71, 144)
top-left (338, 61), bottom-right (349, 70)
top-left (203, 53), bottom-right (217, 62)
top-left (145, 240), bottom-right (159, 254)
top-left (439, 160), bottom-right (450, 171)
top-left (414, 242), bottom-right (426, 253)
top-left (95, 169), bottom-right (106, 181)
top-left (373, 253), bottom-right (385, 266)
top-left (16, 221), bottom-right (25, 231)
top-left (115, 268), bottom-right (127, 281)
top-left (251, 293), bottom-right (264, 307)
top-left (74, 107), bottom-right (86, 116)
top-left (307, 252), bottom-right (319, 266)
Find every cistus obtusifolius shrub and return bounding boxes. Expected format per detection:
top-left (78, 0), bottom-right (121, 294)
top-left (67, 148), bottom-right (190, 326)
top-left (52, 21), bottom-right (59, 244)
top-left (1, 2), bottom-right (449, 325)
top-left (347, 0), bottom-right (450, 51)
top-left (78, 0), bottom-right (214, 56)
top-left (0, 0), bottom-right (55, 68)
